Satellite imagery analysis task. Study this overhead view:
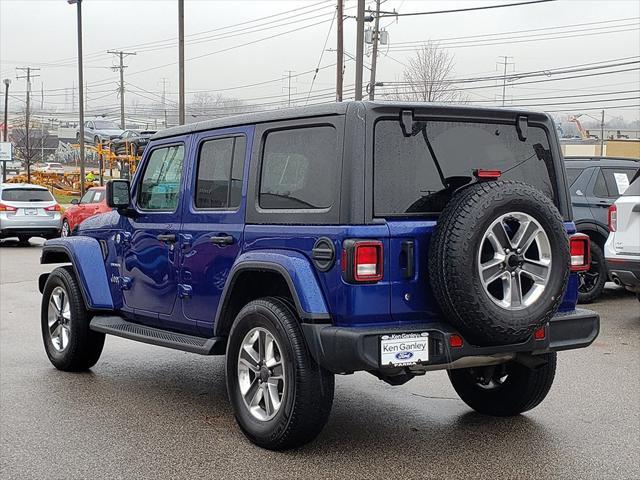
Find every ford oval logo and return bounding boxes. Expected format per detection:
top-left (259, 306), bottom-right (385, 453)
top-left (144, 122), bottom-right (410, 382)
top-left (395, 351), bottom-right (414, 360)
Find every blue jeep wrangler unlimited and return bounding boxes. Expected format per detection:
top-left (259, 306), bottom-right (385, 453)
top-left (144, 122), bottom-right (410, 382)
top-left (39, 102), bottom-right (600, 450)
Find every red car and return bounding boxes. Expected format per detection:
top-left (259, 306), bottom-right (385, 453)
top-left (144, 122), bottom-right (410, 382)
top-left (60, 187), bottom-right (111, 237)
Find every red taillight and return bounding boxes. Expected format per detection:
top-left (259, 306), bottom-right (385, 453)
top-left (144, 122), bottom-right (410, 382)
top-left (0, 203), bottom-right (17, 212)
top-left (342, 240), bottom-right (384, 283)
top-left (534, 326), bottom-right (546, 340)
top-left (569, 233), bottom-right (590, 272)
top-left (449, 334), bottom-right (464, 348)
top-left (45, 204), bottom-right (62, 212)
top-left (474, 169), bottom-right (502, 180)
top-left (608, 204), bottom-right (617, 232)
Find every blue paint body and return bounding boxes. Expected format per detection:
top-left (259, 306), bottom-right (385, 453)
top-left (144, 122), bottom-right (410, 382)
top-left (41, 113), bottom-right (579, 338)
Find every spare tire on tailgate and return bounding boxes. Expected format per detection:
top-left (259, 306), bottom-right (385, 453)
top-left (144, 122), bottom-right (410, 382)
top-left (428, 180), bottom-right (569, 345)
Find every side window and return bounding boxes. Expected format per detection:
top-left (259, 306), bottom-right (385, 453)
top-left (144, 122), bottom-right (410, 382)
top-left (79, 190), bottom-right (94, 204)
top-left (259, 126), bottom-right (337, 209)
top-left (602, 167), bottom-right (638, 196)
top-left (92, 190), bottom-right (104, 203)
top-left (137, 144), bottom-right (185, 211)
top-left (195, 136), bottom-right (246, 209)
top-left (565, 168), bottom-right (583, 187)
top-left (592, 170), bottom-right (609, 197)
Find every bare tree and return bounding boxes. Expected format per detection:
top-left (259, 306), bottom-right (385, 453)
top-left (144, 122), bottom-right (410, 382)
top-left (386, 42), bottom-right (466, 103)
top-left (189, 93), bottom-right (248, 119)
top-left (10, 119), bottom-right (51, 183)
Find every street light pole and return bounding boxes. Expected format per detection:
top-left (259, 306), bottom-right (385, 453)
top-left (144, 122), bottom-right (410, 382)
top-left (600, 109), bottom-right (605, 156)
top-left (354, 0), bottom-right (365, 101)
top-left (2, 79), bottom-right (9, 183)
top-left (69, 0), bottom-right (86, 196)
top-left (178, 0), bottom-right (185, 125)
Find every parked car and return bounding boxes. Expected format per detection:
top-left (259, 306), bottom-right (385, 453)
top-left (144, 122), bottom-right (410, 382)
top-left (60, 186), bottom-right (111, 237)
top-left (37, 162), bottom-right (65, 175)
top-left (110, 129), bottom-right (157, 156)
top-left (605, 170), bottom-right (640, 301)
top-left (3, 159), bottom-right (23, 175)
top-left (564, 156), bottom-right (639, 302)
top-left (0, 183), bottom-right (62, 242)
top-left (76, 119), bottom-right (124, 146)
top-left (39, 102), bottom-right (599, 450)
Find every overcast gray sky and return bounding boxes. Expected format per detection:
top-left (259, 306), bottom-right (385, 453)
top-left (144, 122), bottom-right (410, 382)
top-left (1, 0), bottom-right (639, 123)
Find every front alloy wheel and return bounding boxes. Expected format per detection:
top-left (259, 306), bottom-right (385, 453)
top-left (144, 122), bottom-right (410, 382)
top-left (61, 220), bottom-right (71, 238)
top-left (47, 286), bottom-right (72, 351)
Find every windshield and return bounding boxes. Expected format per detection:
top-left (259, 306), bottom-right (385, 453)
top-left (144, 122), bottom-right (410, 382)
top-left (2, 188), bottom-right (54, 202)
top-left (374, 119), bottom-right (557, 216)
top-left (94, 121), bottom-right (119, 129)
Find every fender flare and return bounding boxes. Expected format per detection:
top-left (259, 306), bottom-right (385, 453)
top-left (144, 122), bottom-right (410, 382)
top-left (40, 237), bottom-right (114, 310)
top-left (574, 219), bottom-right (609, 243)
top-left (214, 250), bottom-right (330, 336)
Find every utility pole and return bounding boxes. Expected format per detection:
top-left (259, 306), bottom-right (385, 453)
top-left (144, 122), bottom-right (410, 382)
top-left (287, 70), bottom-right (293, 107)
top-left (68, 0), bottom-right (85, 196)
top-left (336, 0), bottom-right (344, 102)
top-left (178, 0), bottom-right (185, 125)
top-left (159, 78), bottom-right (169, 127)
top-left (354, 0), bottom-right (365, 100)
top-left (368, 0), bottom-right (381, 100)
top-left (498, 55), bottom-right (514, 107)
top-left (600, 109), bottom-right (605, 156)
top-left (16, 67), bottom-right (40, 183)
top-left (108, 50), bottom-right (136, 130)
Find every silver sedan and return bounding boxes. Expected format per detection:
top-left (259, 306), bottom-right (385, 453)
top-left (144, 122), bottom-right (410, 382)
top-left (0, 183), bottom-right (62, 243)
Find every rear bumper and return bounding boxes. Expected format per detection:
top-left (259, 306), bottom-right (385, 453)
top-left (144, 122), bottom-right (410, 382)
top-left (606, 258), bottom-right (640, 292)
top-left (302, 308), bottom-right (600, 374)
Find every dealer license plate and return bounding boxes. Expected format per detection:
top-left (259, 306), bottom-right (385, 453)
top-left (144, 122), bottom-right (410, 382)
top-left (380, 332), bottom-right (429, 367)
top-left (24, 208), bottom-right (38, 216)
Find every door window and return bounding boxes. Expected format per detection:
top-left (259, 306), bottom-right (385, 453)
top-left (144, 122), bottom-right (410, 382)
top-left (602, 167), bottom-right (638, 196)
top-left (137, 144), bottom-right (185, 211)
top-left (80, 190), bottom-right (95, 204)
top-left (194, 136), bottom-right (246, 209)
top-left (259, 126), bottom-right (337, 209)
top-left (593, 170), bottom-right (609, 197)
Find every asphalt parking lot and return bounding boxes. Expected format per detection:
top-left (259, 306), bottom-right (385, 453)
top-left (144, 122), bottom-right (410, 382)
top-left (1, 239), bottom-right (638, 480)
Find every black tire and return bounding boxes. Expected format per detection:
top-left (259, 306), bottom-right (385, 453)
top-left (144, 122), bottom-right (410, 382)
top-left (61, 220), bottom-right (71, 238)
top-left (94, 136), bottom-right (100, 146)
top-left (226, 297), bottom-right (334, 450)
top-left (41, 267), bottom-right (105, 371)
top-left (429, 181), bottom-right (569, 345)
top-left (577, 241), bottom-right (607, 304)
top-left (17, 235), bottom-right (30, 245)
top-left (448, 353), bottom-right (557, 416)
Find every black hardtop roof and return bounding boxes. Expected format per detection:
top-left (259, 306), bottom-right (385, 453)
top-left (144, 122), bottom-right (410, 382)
top-left (564, 156), bottom-right (640, 168)
top-left (152, 100), bottom-right (552, 140)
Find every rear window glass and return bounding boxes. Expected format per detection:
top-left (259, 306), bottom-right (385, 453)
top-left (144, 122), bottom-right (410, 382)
top-left (374, 119), bottom-right (556, 215)
top-left (602, 167), bottom-right (638, 196)
top-left (259, 126), bottom-right (337, 210)
top-left (195, 136), bottom-right (246, 209)
top-left (1, 188), bottom-right (54, 202)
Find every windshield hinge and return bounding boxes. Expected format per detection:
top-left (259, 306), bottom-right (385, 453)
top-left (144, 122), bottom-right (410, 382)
top-left (516, 115), bottom-right (528, 141)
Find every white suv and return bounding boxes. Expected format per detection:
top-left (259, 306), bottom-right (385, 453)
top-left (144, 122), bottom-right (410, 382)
top-left (605, 171), bottom-right (640, 300)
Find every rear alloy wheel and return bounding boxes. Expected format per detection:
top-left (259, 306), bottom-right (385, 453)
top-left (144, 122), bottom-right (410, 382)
top-left (577, 241), bottom-right (607, 304)
top-left (449, 353), bottom-right (557, 416)
top-left (226, 297), bottom-right (334, 450)
top-left (61, 220), bottom-right (71, 238)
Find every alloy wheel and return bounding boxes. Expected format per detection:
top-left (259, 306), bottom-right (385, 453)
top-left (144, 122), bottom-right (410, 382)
top-left (47, 286), bottom-right (71, 352)
top-left (478, 212), bottom-right (552, 310)
top-left (237, 327), bottom-right (286, 421)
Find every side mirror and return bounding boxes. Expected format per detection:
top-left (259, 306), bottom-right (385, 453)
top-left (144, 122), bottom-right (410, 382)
top-left (70, 198), bottom-right (79, 205)
top-left (106, 179), bottom-right (131, 209)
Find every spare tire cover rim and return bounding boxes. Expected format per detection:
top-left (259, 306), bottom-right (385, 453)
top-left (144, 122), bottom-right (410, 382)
top-left (478, 211), bottom-right (552, 311)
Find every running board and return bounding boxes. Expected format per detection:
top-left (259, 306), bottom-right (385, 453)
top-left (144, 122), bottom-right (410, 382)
top-left (90, 316), bottom-right (226, 355)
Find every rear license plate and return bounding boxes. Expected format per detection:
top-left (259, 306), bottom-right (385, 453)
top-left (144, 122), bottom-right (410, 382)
top-left (24, 208), bottom-right (38, 216)
top-left (380, 333), bottom-right (429, 367)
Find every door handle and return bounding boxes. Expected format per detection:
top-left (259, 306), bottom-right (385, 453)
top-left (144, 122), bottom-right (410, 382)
top-left (157, 233), bottom-right (177, 243)
top-left (209, 234), bottom-right (234, 246)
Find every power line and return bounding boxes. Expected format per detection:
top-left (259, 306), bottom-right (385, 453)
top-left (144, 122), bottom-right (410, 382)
top-left (378, 0), bottom-right (555, 18)
top-left (305, 8), bottom-right (337, 105)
